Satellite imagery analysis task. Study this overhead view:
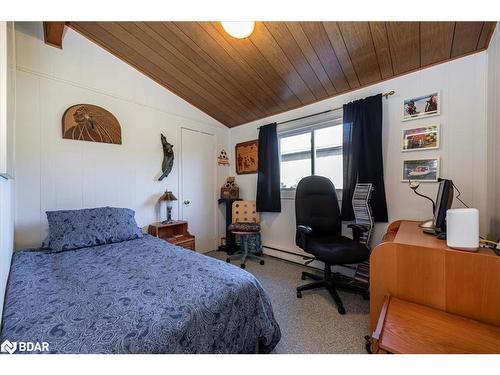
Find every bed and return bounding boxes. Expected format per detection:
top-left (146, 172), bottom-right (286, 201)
top-left (0, 207), bottom-right (281, 354)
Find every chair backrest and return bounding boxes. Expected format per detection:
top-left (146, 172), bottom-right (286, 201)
top-left (352, 183), bottom-right (374, 286)
top-left (352, 183), bottom-right (374, 246)
top-left (232, 200), bottom-right (260, 224)
top-left (295, 176), bottom-right (342, 237)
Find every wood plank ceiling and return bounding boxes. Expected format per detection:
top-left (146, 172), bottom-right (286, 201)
top-left (67, 22), bottom-right (496, 127)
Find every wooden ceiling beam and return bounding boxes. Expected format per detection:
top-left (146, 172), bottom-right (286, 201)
top-left (386, 22), bottom-right (420, 75)
top-left (477, 22), bottom-right (497, 49)
top-left (322, 22), bottom-right (361, 88)
top-left (337, 22), bottom-right (381, 85)
top-left (420, 22), bottom-right (455, 66)
top-left (451, 22), bottom-right (484, 57)
top-left (369, 22), bottom-right (394, 79)
top-left (43, 22), bottom-right (66, 49)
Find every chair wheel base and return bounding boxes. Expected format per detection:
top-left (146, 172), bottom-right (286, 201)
top-left (259, 260), bottom-right (265, 265)
top-left (337, 305), bottom-right (346, 315)
top-left (301, 274), bottom-right (306, 280)
top-left (240, 264), bottom-right (246, 269)
top-left (296, 291), bottom-right (302, 298)
top-left (226, 258), bottom-right (230, 263)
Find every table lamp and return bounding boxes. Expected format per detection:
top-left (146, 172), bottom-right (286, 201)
top-left (160, 190), bottom-right (177, 224)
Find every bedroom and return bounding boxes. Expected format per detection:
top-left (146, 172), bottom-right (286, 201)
top-left (1, 0), bottom-right (500, 372)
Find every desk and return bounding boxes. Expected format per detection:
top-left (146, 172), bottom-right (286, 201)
top-left (371, 295), bottom-right (500, 354)
top-left (370, 220), bottom-right (500, 332)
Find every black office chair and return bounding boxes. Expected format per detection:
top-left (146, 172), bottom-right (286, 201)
top-left (295, 176), bottom-right (370, 315)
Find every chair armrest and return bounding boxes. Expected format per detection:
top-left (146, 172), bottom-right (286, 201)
top-left (348, 224), bottom-right (369, 242)
top-left (297, 225), bottom-right (313, 234)
top-left (296, 225), bottom-right (313, 249)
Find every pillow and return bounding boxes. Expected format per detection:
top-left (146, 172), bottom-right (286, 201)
top-left (46, 207), bottom-right (143, 252)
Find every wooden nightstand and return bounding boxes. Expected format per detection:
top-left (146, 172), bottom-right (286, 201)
top-left (148, 221), bottom-right (195, 251)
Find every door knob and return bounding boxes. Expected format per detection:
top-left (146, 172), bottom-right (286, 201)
top-left (183, 200), bottom-right (190, 205)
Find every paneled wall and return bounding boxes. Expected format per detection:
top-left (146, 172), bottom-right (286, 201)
top-left (14, 22), bottom-right (230, 250)
top-left (487, 28), bottom-right (500, 240)
top-left (229, 53), bottom-right (489, 264)
top-left (0, 22), bottom-right (16, 324)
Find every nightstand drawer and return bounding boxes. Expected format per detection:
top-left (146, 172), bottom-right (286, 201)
top-left (179, 240), bottom-right (195, 251)
top-left (148, 221), bottom-right (195, 251)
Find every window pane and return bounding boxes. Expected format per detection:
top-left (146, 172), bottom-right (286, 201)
top-left (280, 132), bottom-right (311, 189)
top-left (315, 125), bottom-right (342, 148)
top-left (314, 126), bottom-right (343, 189)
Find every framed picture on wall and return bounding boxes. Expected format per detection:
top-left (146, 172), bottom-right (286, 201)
top-left (402, 158), bottom-right (439, 182)
top-left (402, 92), bottom-right (440, 121)
top-left (235, 140), bottom-right (258, 174)
top-left (401, 124), bottom-right (440, 152)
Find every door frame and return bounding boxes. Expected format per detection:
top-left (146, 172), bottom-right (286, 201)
top-left (179, 126), bottom-right (218, 252)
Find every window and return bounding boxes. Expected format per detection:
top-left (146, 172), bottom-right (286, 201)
top-left (279, 120), bottom-right (343, 191)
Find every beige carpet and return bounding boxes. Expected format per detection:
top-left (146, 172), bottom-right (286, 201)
top-left (207, 251), bottom-right (370, 354)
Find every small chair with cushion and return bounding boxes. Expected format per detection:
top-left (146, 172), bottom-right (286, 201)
top-left (295, 176), bottom-right (370, 314)
top-left (226, 200), bottom-right (264, 269)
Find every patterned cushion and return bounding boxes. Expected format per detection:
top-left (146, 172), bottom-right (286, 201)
top-left (228, 222), bottom-right (261, 232)
top-left (46, 207), bottom-right (143, 252)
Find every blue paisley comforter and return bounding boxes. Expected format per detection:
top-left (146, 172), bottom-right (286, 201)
top-left (0, 235), bottom-right (281, 354)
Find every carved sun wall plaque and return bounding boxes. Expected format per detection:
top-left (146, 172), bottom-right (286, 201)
top-left (62, 104), bottom-right (122, 144)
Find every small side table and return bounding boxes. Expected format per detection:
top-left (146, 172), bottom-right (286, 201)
top-left (218, 198), bottom-right (242, 254)
top-left (148, 221), bottom-right (195, 251)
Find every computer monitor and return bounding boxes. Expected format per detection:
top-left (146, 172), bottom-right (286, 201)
top-left (433, 179), bottom-right (454, 233)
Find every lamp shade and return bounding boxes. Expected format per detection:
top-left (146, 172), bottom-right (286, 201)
top-left (159, 191), bottom-right (177, 202)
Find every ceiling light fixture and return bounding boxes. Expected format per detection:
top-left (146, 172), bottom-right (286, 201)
top-left (220, 22), bottom-right (255, 39)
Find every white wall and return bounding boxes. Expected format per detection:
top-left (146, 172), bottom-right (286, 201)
top-left (14, 22), bottom-right (229, 250)
top-left (487, 28), bottom-right (500, 240)
top-left (0, 22), bottom-right (16, 324)
top-left (0, 22), bottom-right (16, 178)
top-left (229, 53), bottom-right (489, 264)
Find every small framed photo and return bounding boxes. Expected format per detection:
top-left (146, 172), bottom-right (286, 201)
top-left (402, 158), bottom-right (439, 182)
top-left (402, 92), bottom-right (440, 121)
top-left (402, 124), bottom-right (440, 152)
top-left (235, 139), bottom-right (258, 174)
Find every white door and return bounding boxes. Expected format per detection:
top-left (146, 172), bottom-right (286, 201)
top-left (181, 127), bottom-right (216, 253)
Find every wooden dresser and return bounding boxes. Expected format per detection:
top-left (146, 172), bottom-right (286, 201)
top-left (370, 220), bottom-right (500, 333)
top-left (148, 221), bottom-right (195, 251)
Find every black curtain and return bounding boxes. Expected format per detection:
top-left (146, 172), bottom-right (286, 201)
top-left (256, 123), bottom-right (281, 212)
top-left (341, 94), bottom-right (388, 222)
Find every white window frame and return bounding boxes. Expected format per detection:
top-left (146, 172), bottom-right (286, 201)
top-left (278, 109), bottom-right (343, 200)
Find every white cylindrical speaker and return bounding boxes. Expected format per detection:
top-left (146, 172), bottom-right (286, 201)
top-left (446, 208), bottom-right (479, 251)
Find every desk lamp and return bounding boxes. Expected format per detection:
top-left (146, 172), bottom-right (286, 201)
top-left (409, 180), bottom-right (436, 229)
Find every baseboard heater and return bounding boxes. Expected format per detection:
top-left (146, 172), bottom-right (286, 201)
top-left (262, 245), bottom-right (357, 273)
top-left (262, 245), bottom-right (319, 270)
top-left (262, 245), bottom-right (312, 259)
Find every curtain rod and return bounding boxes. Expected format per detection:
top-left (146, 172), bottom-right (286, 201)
top-left (258, 90), bottom-right (395, 129)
